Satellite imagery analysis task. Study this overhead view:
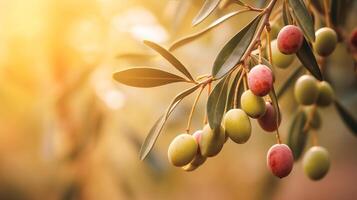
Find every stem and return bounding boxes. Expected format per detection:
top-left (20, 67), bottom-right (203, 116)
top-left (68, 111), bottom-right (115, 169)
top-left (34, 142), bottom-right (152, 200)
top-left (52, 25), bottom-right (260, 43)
top-left (233, 68), bottom-right (245, 108)
top-left (266, 27), bottom-right (273, 65)
top-left (323, 0), bottom-right (331, 27)
top-left (186, 85), bottom-right (205, 134)
top-left (275, 128), bottom-right (282, 144)
top-left (303, 105), bottom-right (317, 132)
top-left (203, 82), bottom-right (212, 125)
top-left (243, 74), bottom-right (248, 91)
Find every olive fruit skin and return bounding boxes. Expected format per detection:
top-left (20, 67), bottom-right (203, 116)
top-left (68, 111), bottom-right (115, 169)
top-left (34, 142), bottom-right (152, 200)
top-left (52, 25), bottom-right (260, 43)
top-left (191, 130), bottom-right (207, 166)
top-left (199, 125), bottom-right (225, 157)
top-left (277, 25), bottom-right (304, 54)
top-left (271, 39), bottom-right (294, 69)
top-left (303, 146), bottom-right (330, 181)
top-left (313, 27), bottom-right (338, 57)
top-left (241, 90), bottom-right (266, 118)
top-left (224, 109), bottom-right (251, 144)
top-left (294, 75), bottom-right (319, 105)
top-left (258, 102), bottom-right (281, 132)
top-left (350, 28), bottom-right (357, 49)
top-left (267, 144), bottom-right (294, 178)
top-left (316, 81), bottom-right (334, 107)
top-left (248, 64), bottom-right (274, 96)
top-left (167, 134), bottom-right (198, 167)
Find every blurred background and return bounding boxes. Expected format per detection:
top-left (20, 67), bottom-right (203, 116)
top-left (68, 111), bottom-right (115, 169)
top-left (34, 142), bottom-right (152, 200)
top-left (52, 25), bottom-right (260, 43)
top-left (0, 0), bottom-right (356, 199)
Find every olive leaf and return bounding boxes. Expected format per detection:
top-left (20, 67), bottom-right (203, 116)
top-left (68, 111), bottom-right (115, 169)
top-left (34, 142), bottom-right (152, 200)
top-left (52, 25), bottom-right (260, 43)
top-left (296, 37), bottom-right (323, 81)
top-left (282, 0), bottom-right (293, 25)
top-left (268, 86), bottom-right (281, 131)
top-left (276, 66), bottom-right (304, 99)
top-left (226, 70), bottom-right (244, 110)
top-left (207, 75), bottom-right (230, 129)
top-left (192, 0), bottom-right (221, 26)
top-left (288, 0), bottom-right (315, 42)
top-left (113, 68), bottom-right (188, 88)
top-left (287, 109), bottom-right (308, 160)
top-left (143, 40), bottom-right (194, 81)
top-left (334, 100), bottom-right (357, 135)
top-left (169, 10), bottom-right (250, 51)
top-left (212, 15), bottom-right (262, 79)
top-left (139, 84), bottom-right (203, 160)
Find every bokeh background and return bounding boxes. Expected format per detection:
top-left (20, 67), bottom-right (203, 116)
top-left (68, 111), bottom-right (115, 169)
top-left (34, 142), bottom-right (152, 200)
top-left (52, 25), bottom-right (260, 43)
top-left (0, 0), bottom-right (356, 199)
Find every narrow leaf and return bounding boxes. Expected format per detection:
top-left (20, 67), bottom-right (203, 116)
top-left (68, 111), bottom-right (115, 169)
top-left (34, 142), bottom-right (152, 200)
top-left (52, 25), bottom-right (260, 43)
top-left (139, 84), bottom-right (202, 160)
top-left (282, 1), bottom-right (293, 25)
top-left (226, 70), bottom-right (244, 110)
top-left (113, 68), bottom-right (187, 88)
top-left (207, 76), bottom-right (230, 129)
top-left (276, 66), bottom-right (304, 99)
top-left (296, 38), bottom-right (323, 81)
top-left (287, 110), bottom-right (308, 160)
top-left (335, 100), bottom-right (357, 135)
top-left (143, 40), bottom-right (194, 81)
top-left (192, 0), bottom-right (221, 26)
top-left (169, 10), bottom-right (250, 51)
top-left (212, 15), bottom-right (262, 79)
top-left (269, 86), bottom-right (281, 130)
top-left (288, 0), bottom-right (315, 42)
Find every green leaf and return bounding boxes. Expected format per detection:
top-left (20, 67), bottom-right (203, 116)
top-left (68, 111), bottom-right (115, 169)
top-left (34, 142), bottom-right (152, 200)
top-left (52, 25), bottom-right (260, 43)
top-left (192, 0), bottom-right (221, 26)
top-left (288, 0), bottom-right (315, 42)
top-left (169, 10), bottom-right (250, 51)
top-left (139, 84), bottom-right (202, 160)
top-left (113, 68), bottom-right (187, 88)
top-left (287, 110), bottom-right (308, 161)
top-left (269, 86), bottom-right (281, 130)
top-left (276, 66), bottom-right (304, 99)
top-left (212, 15), bottom-right (262, 79)
top-left (207, 76), bottom-right (230, 129)
top-left (143, 40), bottom-right (194, 81)
top-left (296, 37), bottom-right (323, 81)
top-left (226, 70), bottom-right (244, 110)
top-left (282, 1), bottom-right (293, 25)
top-left (334, 100), bottom-right (357, 135)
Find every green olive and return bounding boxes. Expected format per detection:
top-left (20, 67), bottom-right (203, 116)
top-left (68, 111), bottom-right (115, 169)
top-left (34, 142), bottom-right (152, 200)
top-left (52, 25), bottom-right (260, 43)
top-left (294, 75), bottom-right (319, 105)
top-left (303, 146), bottom-right (330, 181)
top-left (167, 134), bottom-right (198, 167)
top-left (316, 81), bottom-right (335, 107)
top-left (271, 39), bottom-right (294, 69)
top-left (313, 27), bottom-right (338, 57)
top-left (199, 124), bottom-right (225, 157)
top-left (224, 109), bottom-right (251, 144)
top-left (241, 90), bottom-right (266, 118)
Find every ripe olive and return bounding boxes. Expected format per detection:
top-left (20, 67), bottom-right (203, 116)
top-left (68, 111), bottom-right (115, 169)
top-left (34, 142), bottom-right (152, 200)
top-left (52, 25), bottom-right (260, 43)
top-left (224, 109), bottom-right (251, 144)
top-left (313, 27), bottom-right (338, 57)
top-left (267, 144), bottom-right (294, 178)
top-left (303, 146), bottom-right (330, 180)
top-left (277, 25), bottom-right (304, 54)
top-left (258, 102), bottom-right (281, 132)
top-left (248, 64), bottom-right (274, 96)
top-left (167, 134), bottom-right (198, 167)
top-left (294, 75), bottom-right (319, 105)
top-left (271, 39), bottom-right (294, 68)
top-left (199, 124), bottom-right (225, 157)
top-left (241, 90), bottom-right (266, 118)
top-left (316, 81), bottom-right (334, 107)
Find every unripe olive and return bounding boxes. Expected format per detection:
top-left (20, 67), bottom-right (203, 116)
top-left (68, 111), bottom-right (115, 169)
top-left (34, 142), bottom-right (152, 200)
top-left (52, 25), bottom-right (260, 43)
top-left (267, 144), bottom-right (294, 178)
top-left (199, 125), bottom-right (225, 157)
top-left (313, 27), bottom-right (338, 57)
top-left (191, 130), bottom-right (207, 166)
top-left (277, 25), bottom-right (304, 54)
top-left (241, 90), bottom-right (266, 118)
top-left (224, 109), bottom-right (251, 144)
top-left (258, 102), bottom-right (281, 132)
top-left (303, 146), bottom-right (330, 180)
top-left (248, 64), bottom-right (274, 96)
top-left (167, 134), bottom-right (198, 167)
top-left (270, 22), bottom-right (281, 39)
top-left (294, 75), bottom-right (319, 105)
top-left (316, 81), bottom-right (334, 107)
top-left (271, 39), bottom-right (294, 69)
top-left (304, 106), bottom-right (321, 130)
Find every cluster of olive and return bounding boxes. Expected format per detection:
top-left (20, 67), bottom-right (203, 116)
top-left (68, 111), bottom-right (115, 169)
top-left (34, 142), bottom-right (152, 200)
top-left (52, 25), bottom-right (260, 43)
top-left (167, 24), bottom-right (337, 180)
